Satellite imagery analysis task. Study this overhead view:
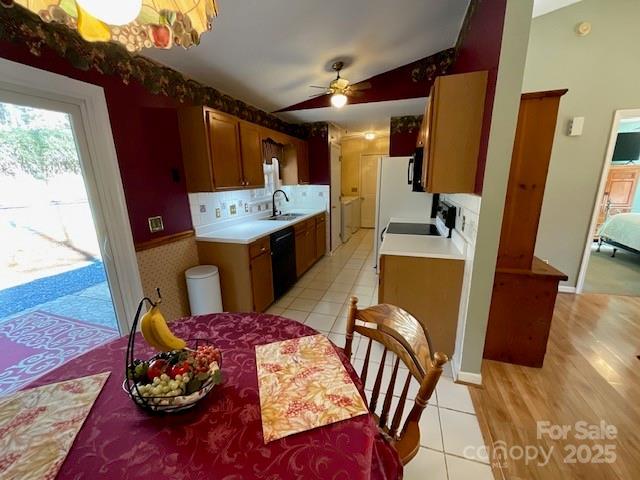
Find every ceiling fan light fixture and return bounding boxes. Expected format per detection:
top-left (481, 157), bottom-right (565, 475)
top-left (331, 93), bottom-right (348, 109)
top-left (76, 0), bottom-right (143, 25)
top-left (364, 132), bottom-right (376, 141)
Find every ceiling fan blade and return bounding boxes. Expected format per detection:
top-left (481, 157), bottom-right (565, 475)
top-left (349, 81), bottom-right (372, 91)
top-left (308, 93), bottom-right (327, 98)
top-left (309, 85), bottom-right (329, 89)
top-left (347, 90), bottom-right (364, 98)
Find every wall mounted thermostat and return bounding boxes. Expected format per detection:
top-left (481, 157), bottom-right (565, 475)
top-left (148, 216), bottom-right (164, 233)
top-left (567, 117), bottom-right (584, 136)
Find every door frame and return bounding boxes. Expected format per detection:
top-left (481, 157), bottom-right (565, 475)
top-left (329, 142), bottom-right (342, 252)
top-left (575, 108), bottom-right (640, 293)
top-left (0, 57), bottom-right (143, 333)
top-left (359, 154), bottom-right (381, 228)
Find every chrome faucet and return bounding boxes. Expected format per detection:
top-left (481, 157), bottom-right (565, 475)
top-left (272, 189), bottom-right (289, 217)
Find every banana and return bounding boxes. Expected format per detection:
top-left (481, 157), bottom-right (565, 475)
top-left (147, 306), bottom-right (187, 352)
top-left (140, 307), bottom-right (167, 351)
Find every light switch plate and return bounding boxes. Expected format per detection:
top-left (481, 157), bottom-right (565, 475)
top-left (230, 204), bottom-right (237, 215)
top-left (148, 216), bottom-right (164, 233)
top-left (215, 208), bottom-right (221, 218)
top-left (199, 205), bottom-right (206, 213)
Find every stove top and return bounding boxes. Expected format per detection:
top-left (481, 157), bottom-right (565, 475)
top-left (386, 222), bottom-right (441, 236)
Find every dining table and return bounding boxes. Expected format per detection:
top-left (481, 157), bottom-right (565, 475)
top-left (27, 312), bottom-right (403, 479)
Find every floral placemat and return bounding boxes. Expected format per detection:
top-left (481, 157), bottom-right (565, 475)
top-left (0, 371), bottom-right (110, 479)
top-left (256, 334), bottom-right (368, 443)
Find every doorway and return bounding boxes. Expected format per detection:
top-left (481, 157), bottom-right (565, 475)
top-left (0, 58), bottom-right (142, 395)
top-left (577, 109), bottom-right (640, 295)
top-left (359, 154), bottom-right (380, 228)
top-left (330, 143), bottom-right (342, 251)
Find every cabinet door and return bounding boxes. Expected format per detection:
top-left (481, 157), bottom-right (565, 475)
top-left (315, 216), bottom-right (326, 260)
top-left (250, 251), bottom-right (274, 312)
top-left (239, 122), bottom-right (265, 188)
top-left (295, 229), bottom-right (306, 277)
top-left (297, 140), bottom-right (310, 184)
top-left (304, 224), bottom-right (316, 270)
top-left (206, 111), bottom-right (243, 189)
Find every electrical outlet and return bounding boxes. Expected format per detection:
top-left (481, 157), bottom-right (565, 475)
top-left (199, 205), bottom-right (206, 213)
top-left (351, 187), bottom-right (357, 193)
top-left (230, 204), bottom-right (237, 215)
top-left (244, 203), bottom-right (249, 213)
top-left (462, 215), bottom-right (466, 232)
top-left (258, 204), bottom-right (262, 211)
top-left (148, 216), bottom-right (164, 233)
top-left (215, 208), bottom-right (221, 218)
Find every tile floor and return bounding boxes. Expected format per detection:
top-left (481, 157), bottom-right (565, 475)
top-left (267, 229), bottom-right (493, 480)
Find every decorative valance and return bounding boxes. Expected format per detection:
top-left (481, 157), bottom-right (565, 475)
top-left (262, 138), bottom-right (284, 166)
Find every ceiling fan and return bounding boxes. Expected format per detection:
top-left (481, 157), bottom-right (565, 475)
top-left (309, 61), bottom-right (371, 108)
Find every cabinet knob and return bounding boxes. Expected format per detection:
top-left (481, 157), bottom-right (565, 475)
top-left (261, 246), bottom-right (266, 252)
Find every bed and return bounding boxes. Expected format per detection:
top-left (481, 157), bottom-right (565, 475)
top-left (597, 212), bottom-right (640, 257)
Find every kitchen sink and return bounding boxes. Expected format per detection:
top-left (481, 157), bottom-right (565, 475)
top-left (263, 213), bottom-right (306, 221)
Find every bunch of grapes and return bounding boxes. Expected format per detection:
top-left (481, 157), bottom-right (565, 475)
top-left (135, 373), bottom-right (192, 404)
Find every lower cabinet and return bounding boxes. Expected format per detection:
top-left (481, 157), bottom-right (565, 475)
top-left (295, 213), bottom-right (326, 278)
top-left (378, 254), bottom-right (463, 357)
top-left (197, 236), bottom-right (274, 312)
top-left (315, 214), bottom-right (327, 260)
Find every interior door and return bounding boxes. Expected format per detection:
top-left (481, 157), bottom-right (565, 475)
top-left (330, 143), bottom-right (342, 251)
top-left (359, 154), bottom-right (379, 228)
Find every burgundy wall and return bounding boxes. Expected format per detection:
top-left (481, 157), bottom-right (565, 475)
top-left (451, 0), bottom-right (507, 193)
top-left (308, 130), bottom-right (330, 185)
top-left (0, 41), bottom-right (192, 244)
top-left (390, 131), bottom-right (419, 157)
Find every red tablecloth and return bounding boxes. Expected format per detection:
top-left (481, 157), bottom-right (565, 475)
top-left (28, 313), bottom-right (402, 479)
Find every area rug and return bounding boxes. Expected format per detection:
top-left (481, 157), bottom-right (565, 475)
top-left (0, 311), bottom-right (118, 397)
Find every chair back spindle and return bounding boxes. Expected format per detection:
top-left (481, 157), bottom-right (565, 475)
top-left (344, 296), bottom-right (448, 465)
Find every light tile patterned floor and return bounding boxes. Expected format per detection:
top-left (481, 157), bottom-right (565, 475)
top-left (267, 229), bottom-right (493, 480)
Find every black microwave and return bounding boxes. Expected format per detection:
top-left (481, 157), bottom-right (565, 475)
top-left (408, 147), bottom-right (425, 192)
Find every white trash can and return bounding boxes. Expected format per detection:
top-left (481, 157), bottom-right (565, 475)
top-left (185, 265), bottom-right (223, 315)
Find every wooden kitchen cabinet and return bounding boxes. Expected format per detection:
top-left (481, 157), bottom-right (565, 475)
top-left (197, 236), bottom-right (274, 312)
top-left (239, 121), bottom-right (266, 188)
top-left (250, 242), bottom-right (274, 312)
top-left (207, 110), bottom-right (243, 189)
top-left (378, 254), bottom-right (464, 357)
top-left (294, 214), bottom-right (324, 277)
top-left (315, 214), bottom-right (326, 260)
top-left (418, 70), bottom-right (487, 193)
top-left (178, 107), bottom-right (268, 191)
top-left (280, 139), bottom-right (310, 185)
top-left (294, 219), bottom-right (314, 277)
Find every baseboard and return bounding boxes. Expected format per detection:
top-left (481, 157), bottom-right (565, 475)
top-left (456, 370), bottom-right (483, 385)
top-left (450, 355), bottom-right (482, 385)
top-left (558, 285), bottom-right (577, 294)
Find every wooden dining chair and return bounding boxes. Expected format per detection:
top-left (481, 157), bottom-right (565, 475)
top-left (344, 296), bottom-right (448, 465)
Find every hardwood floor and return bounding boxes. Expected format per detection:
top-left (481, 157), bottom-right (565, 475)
top-left (470, 293), bottom-right (640, 479)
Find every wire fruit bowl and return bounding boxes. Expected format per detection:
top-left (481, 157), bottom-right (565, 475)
top-left (123, 292), bottom-right (222, 413)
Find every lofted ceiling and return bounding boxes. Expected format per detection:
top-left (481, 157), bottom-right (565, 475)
top-left (144, 0), bottom-right (469, 116)
top-left (532, 0), bottom-right (583, 17)
top-left (282, 98), bottom-right (427, 136)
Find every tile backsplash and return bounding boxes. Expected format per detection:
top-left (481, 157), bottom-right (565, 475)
top-left (189, 185), bottom-right (329, 233)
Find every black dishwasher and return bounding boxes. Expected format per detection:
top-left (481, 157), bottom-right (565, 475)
top-left (270, 227), bottom-right (296, 299)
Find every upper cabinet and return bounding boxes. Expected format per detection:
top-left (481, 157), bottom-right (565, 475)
top-left (418, 70), bottom-right (488, 193)
top-left (178, 106), bottom-right (309, 192)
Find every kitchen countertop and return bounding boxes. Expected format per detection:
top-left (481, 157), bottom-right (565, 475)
top-left (196, 209), bottom-right (326, 244)
top-left (380, 217), bottom-right (465, 260)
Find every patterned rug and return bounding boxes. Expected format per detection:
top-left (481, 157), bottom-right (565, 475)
top-left (0, 311), bottom-right (118, 396)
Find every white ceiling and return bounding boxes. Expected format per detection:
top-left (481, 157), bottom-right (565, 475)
top-left (145, 0), bottom-right (469, 113)
top-left (533, 0), bottom-right (583, 17)
top-left (280, 98), bottom-right (427, 136)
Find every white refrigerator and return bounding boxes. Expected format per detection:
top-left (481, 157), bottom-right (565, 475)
top-left (374, 156), bottom-right (433, 268)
